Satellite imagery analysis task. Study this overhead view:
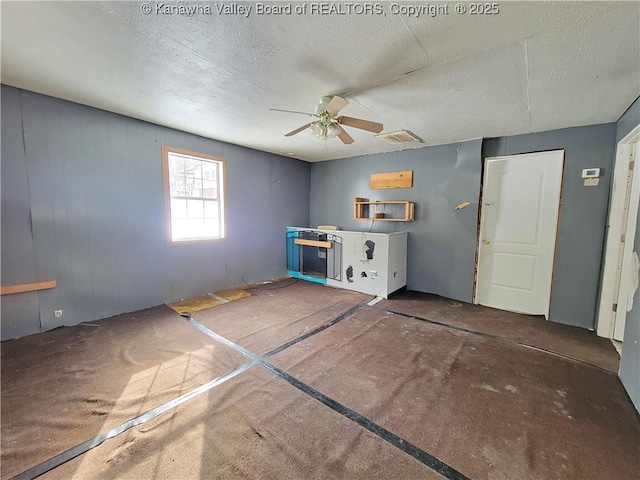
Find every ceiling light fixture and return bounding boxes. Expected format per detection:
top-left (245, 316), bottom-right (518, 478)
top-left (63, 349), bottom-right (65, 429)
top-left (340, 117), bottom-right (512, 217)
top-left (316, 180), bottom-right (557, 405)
top-left (311, 119), bottom-right (341, 140)
top-left (272, 95), bottom-right (381, 146)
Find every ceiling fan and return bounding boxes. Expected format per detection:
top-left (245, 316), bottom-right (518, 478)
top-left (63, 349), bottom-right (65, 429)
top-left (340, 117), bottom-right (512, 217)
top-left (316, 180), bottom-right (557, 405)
top-left (270, 95), bottom-right (383, 144)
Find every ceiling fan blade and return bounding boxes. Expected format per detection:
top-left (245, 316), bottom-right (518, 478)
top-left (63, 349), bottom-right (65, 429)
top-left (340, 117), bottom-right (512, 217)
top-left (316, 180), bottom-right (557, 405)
top-left (325, 95), bottom-right (349, 115)
top-left (270, 108), bottom-right (317, 117)
top-left (285, 122), bottom-right (313, 137)
top-left (337, 126), bottom-right (354, 145)
top-left (338, 116), bottom-right (383, 133)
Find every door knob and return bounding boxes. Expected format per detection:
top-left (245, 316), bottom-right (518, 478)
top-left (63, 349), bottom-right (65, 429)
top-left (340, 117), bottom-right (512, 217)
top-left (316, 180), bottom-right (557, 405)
top-left (483, 238), bottom-right (491, 244)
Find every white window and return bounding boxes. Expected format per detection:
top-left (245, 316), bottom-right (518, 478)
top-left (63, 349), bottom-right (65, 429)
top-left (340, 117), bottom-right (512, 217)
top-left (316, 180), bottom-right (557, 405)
top-left (162, 146), bottom-right (225, 244)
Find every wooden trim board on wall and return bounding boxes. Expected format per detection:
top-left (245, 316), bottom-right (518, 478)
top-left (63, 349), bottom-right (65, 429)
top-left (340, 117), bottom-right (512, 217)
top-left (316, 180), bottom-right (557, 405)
top-left (294, 238), bottom-right (332, 249)
top-left (370, 171), bottom-right (413, 189)
top-left (1, 280), bottom-right (57, 296)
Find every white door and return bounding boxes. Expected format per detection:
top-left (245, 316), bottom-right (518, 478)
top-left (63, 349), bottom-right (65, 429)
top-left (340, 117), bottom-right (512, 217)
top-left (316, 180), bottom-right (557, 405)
top-left (597, 124), bottom-right (640, 340)
top-left (613, 142), bottom-right (639, 341)
top-left (476, 150), bottom-right (564, 317)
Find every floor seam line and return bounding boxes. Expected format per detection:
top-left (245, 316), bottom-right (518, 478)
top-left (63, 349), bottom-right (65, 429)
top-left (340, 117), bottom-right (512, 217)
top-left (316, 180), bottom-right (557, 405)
top-left (10, 361), bottom-right (256, 480)
top-left (262, 301), bottom-right (368, 357)
top-left (186, 315), bottom-right (470, 480)
top-left (14, 300), bottom-right (366, 480)
top-left (374, 305), bottom-right (500, 339)
top-left (376, 305), bottom-right (616, 373)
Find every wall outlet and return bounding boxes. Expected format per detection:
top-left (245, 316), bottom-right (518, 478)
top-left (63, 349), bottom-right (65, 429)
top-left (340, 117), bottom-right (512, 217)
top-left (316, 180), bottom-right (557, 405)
top-left (54, 309), bottom-right (63, 318)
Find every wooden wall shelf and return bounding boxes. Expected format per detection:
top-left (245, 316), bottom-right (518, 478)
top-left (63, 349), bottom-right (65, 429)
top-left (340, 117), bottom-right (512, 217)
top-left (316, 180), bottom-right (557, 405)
top-left (353, 197), bottom-right (415, 222)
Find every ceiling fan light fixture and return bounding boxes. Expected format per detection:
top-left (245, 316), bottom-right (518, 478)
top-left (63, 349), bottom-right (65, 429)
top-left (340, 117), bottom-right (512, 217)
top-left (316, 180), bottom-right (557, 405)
top-left (311, 121), bottom-right (325, 138)
top-left (311, 120), bottom-right (341, 140)
top-left (327, 123), bottom-right (341, 138)
top-left (274, 95), bottom-right (381, 145)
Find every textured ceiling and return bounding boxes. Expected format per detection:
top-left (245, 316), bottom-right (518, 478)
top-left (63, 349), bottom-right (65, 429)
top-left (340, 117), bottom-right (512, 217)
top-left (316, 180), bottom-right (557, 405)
top-left (2, 1), bottom-right (639, 162)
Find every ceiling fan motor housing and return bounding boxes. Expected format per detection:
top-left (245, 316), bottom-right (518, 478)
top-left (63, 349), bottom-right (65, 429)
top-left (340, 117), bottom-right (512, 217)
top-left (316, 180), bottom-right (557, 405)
top-left (315, 96), bottom-right (333, 114)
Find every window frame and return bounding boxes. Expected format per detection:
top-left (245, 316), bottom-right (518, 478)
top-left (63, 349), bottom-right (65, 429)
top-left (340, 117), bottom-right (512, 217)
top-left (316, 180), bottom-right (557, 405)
top-left (162, 145), bottom-right (227, 246)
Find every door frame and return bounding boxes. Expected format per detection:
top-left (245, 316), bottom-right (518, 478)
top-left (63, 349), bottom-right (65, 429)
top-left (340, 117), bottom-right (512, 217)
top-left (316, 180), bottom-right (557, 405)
top-left (597, 124), bottom-right (640, 339)
top-left (474, 150), bottom-right (565, 319)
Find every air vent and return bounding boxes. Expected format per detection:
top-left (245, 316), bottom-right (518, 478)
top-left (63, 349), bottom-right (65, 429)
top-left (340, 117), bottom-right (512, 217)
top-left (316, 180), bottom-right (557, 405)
top-left (375, 130), bottom-right (424, 145)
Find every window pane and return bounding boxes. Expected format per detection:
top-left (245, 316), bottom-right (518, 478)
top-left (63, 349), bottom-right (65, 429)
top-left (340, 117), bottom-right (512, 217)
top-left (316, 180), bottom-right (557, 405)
top-left (184, 158), bottom-right (202, 178)
top-left (187, 199), bottom-right (204, 219)
top-left (188, 219), bottom-right (206, 239)
top-left (172, 219), bottom-right (200, 241)
top-left (171, 219), bottom-right (189, 241)
top-left (168, 155), bottom-right (184, 176)
top-left (170, 175), bottom-right (187, 196)
top-left (190, 178), bottom-right (204, 197)
top-left (204, 219), bottom-right (220, 237)
top-left (202, 161), bottom-right (217, 181)
top-left (171, 198), bottom-right (187, 219)
top-left (183, 176), bottom-right (198, 197)
top-left (204, 200), bottom-right (219, 219)
top-left (203, 180), bottom-right (217, 199)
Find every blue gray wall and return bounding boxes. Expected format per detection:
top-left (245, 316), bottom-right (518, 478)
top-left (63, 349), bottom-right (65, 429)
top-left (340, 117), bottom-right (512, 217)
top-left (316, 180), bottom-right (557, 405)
top-left (311, 124), bottom-right (617, 330)
top-left (483, 124), bottom-right (617, 329)
top-left (616, 96), bottom-right (640, 413)
top-left (1, 82), bottom-right (631, 344)
top-left (1, 86), bottom-right (311, 340)
top-left (311, 140), bottom-right (483, 303)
